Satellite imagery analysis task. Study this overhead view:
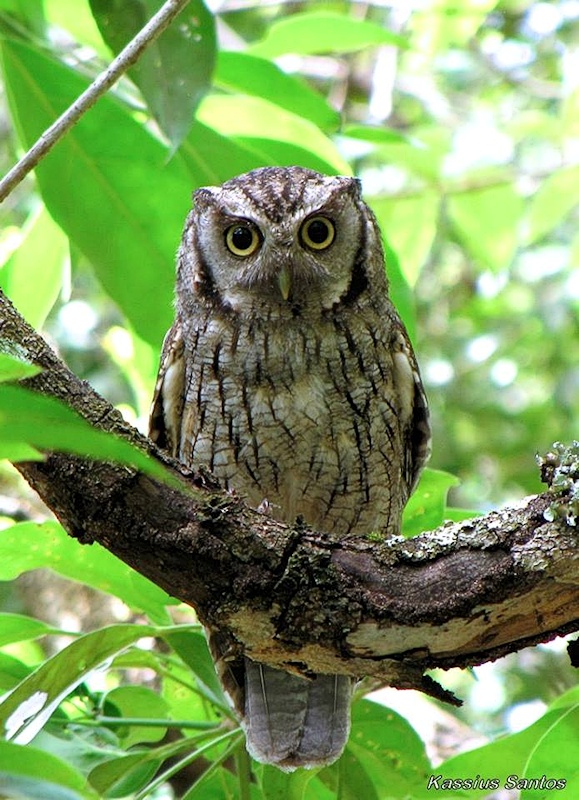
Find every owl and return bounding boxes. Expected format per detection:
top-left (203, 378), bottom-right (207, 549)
top-left (150, 166), bottom-right (431, 770)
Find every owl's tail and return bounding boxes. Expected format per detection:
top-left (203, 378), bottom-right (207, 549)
top-left (243, 658), bottom-right (353, 771)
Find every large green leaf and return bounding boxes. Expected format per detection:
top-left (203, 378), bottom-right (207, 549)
top-left (0, 37), bottom-right (191, 347)
top-left (0, 613), bottom-right (60, 646)
top-left (524, 165), bottom-right (579, 245)
top-left (44, 0), bottom-right (108, 57)
top-left (0, 351), bottom-right (41, 382)
top-left (183, 765), bottom-right (264, 800)
top-left (215, 51), bottom-right (339, 133)
top-left (520, 690), bottom-right (579, 800)
top-left (0, 652), bottom-right (31, 692)
top-left (448, 182), bottom-right (524, 273)
top-left (177, 119), bottom-right (273, 186)
top-left (407, 689), bottom-right (579, 798)
top-left (402, 468), bottom-right (460, 538)
top-left (0, 741), bottom-right (98, 800)
top-left (0, 383), bottom-right (174, 482)
top-left (197, 94), bottom-right (350, 175)
top-left (0, 521), bottom-right (175, 623)
top-left (163, 629), bottom-right (226, 708)
top-left (88, 748), bottom-right (164, 797)
top-left (380, 236), bottom-right (416, 343)
top-left (250, 11), bottom-right (408, 57)
top-left (318, 699), bottom-right (431, 800)
top-left (103, 685), bottom-right (170, 747)
top-left (372, 192), bottom-right (440, 287)
top-left (0, 0), bottom-right (44, 38)
top-left (0, 623), bottom-right (157, 743)
top-left (0, 204), bottom-right (67, 328)
top-left (259, 763), bottom-right (321, 800)
top-left (89, 0), bottom-right (216, 148)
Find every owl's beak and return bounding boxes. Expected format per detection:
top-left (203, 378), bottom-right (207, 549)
top-left (277, 266), bottom-right (292, 301)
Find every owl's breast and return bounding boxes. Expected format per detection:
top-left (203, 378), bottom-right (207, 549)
top-left (180, 313), bottom-right (406, 537)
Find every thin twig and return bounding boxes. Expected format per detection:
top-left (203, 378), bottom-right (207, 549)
top-left (0, 0), bottom-right (191, 203)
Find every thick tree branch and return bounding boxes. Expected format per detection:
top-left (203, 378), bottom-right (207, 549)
top-left (1, 289), bottom-right (578, 703)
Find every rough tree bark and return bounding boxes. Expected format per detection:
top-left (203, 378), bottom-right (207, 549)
top-left (1, 288), bottom-right (578, 704)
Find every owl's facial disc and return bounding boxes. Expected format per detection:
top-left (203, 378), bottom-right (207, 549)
top-left (220, 212), bottom-right (338, 303)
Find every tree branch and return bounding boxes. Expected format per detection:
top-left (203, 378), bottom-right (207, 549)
top-left (0, 0), bottom-right (191, 203)
top-left (1, 289), bottom-right (578, 703)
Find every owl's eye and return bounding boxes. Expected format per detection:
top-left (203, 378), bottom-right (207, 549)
top-left (225, 224), bottom-right (261, 257)
top-left (300, 216), bottom-right (335, 251)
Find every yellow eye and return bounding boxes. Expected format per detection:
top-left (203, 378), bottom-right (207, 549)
top-left (225, 223), bottom-right (261, 257)
top-left (300, 216), bottom-right (335, 251)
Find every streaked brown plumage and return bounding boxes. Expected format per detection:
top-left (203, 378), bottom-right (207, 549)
top-left (150, 166), bottom-right (430, 770)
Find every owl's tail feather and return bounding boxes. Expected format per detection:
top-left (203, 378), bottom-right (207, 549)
top-left (243, 658), bottom-right (353, 771)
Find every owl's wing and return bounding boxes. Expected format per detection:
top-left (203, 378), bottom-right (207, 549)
top-left (392, 324), bottom-right (431, 497)
top-left (149, 322), bottom-right (185, 458)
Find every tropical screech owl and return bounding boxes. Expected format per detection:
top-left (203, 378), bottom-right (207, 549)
top-left (150, 166), bottom-right (431, 771)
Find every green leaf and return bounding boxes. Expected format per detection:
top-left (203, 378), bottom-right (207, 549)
top-left (524, 166), bottom-right (579, 245)
top-left (235, 137), bottom-right (349, 177)
top-left (89, 751), bottom-right (163, 797)
top-left (215, 51), bottom-right (340, 133)
top-left (0, 652), bottom-right (31, 691)
top-left (342, 124), bottom-right (409, 144)
top-left (0, 0), bottom-right (45, 38)
top-left (89, 0), bottom-right (216, 148)
top-left (249, 11), bottom-right (408, 57)
top-left (0, 521), bottom-right (175, 623)
top-left (0, 351), bottom-right (41, 381)
top-left (0, 358), bottom-right (45, 458)
top-left (0, 441), bottom-right (43, 460)
top-left (163, 629), bottom-right (226, 708)
top-left (407, 693), bottom-right (579, 798)
top-left (160, 640), bottom-right (223, 732)
top-left (448, 182), bottom-right (524, 272)
top-left (520, 700), bottom-right (579, 799)
top-left (44, 0), bottom-right (108, 56)
top-left (0, 37), bottom-right (191, 348)
top-left (0, 204), bottom-right (67, 328)
top-left (104, 686), bottom-right (169, 747)
top-left (197, 95), bottom-right (350, 175)
top-left (0, 612), bottom-right (60, 646)
top-left (374, 127), bottom-right (450, 183)
top-left (381, 237), bottom-right (416, 343)
top-left (32, 728), bottom-right (125, 782)
top-left (319, 699), bottom-right (430, 799)
top-left (88, 734), bottom-right (206, 796)
top-left (0, 623), bottom-right (157, 743)
top-left (407, 0), bottom-right (499, 53)
top-left (0, 383), bottom-right (174, 483)
top-left (178, 119), bottom-right (272, 185)
top-left (0, 741), bottom-right (97, 799)
top-left (444, 507), bottom-right (480, 523)
top-left (183, 765), bottom-right (264, 800)
top-left (402, 468), bottom-right (460, 538)
top-left (259, 763), bottom-right (319, 800)
top-left (372, 192), bottom-right (440, 287)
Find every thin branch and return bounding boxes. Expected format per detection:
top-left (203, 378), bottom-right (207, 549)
top-left (0, 0), bottom-right (191, 203)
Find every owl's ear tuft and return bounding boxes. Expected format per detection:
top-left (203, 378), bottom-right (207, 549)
top-left (332, 175), bottom-right (362, 198)
top-left (192, 186), bottom-right (220, 208)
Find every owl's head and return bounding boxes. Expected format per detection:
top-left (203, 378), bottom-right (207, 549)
top-left (177, 166), bottom-right (387, 315)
